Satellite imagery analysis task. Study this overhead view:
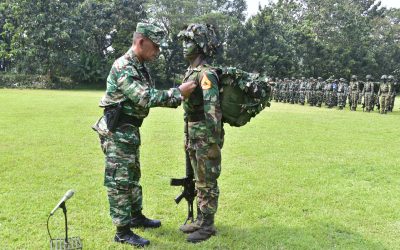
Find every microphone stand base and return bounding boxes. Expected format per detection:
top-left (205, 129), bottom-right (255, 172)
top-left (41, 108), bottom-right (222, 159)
top-left (50, 237), bottom-right (82, 250)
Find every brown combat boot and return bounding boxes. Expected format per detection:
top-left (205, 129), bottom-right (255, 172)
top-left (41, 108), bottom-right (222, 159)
top-left (187, 213), bottom-right (216, 243)
top-left (179, 208), bottom-right (202, 233)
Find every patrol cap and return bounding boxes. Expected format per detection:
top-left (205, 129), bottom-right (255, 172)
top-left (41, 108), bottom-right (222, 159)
top-left (135, 22), bottom-right (166, 46)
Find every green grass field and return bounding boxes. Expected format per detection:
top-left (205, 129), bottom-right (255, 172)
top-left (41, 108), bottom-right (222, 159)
top-left (0, 89), bottom-right (400, 249)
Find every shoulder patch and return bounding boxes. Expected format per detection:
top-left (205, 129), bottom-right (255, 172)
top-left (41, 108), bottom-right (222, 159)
top-left (201, 73), bottom-right (212, 90)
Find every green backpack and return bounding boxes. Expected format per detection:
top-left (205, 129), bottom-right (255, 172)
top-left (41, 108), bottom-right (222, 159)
top-left (213, 67), bottom-right (272, 127)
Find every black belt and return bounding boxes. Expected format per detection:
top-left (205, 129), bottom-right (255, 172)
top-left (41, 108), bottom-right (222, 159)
top-left (118, 113), bottom-right (144, 127)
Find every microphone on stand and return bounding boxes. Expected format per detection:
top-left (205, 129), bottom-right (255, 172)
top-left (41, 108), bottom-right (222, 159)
top-left (50, 190), bottom-right (75, 216)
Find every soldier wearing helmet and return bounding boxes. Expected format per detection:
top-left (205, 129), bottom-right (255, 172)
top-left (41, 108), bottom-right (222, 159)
top-left (177, 23), bottom-right (223, 242)
top-left (349, 75), bottom-right (361, 111)
top-left (362, 75), bottom-right (375, 112)
top-left (298, 77), bottom-right (307, 105)
top-left (337, 78), bottom-right (346, 109)
top-left (378, 75), bottom-right (390, 114)
top-left (315, 77), bottom-right (325, 107)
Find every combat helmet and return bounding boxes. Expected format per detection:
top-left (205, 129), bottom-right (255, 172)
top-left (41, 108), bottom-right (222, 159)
top-left (381, 75), bottom-right (388, 80)
top-left (366, 75), bottom-right (373, 80)
top-left (178, 23), bottom-right (221, 57)
top-left (388, 75), bottom-right (394, 81)
top-left (351, 75), bottom-right (357, 80)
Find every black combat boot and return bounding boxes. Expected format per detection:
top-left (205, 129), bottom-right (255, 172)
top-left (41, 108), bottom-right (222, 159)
top-left (179, 207), bottom-right (202, 233)
top-left (130, 211), bottom-right (161, 228)
top-left (114, 225), bottom-right (150, 247)
top-left (187, 213), bottom-right (216, 243)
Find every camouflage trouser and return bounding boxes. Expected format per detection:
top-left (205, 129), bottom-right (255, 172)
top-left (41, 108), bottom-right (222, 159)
top-left (337, 93), bottom-right (345, 108)
top-left (99, 124), bottom-right (142, 227)
top-left (358, 92), bottom-right (363, 104)
top-left (364, 93), bottom-right (374, 112)
top-left (315, 91), bottom-right (323, 107)
top-left (350, 92), bottom-right (358, 110)
top-left (273, 90), bottom-right (279, 101)
top-left (188, 143), bottom-right (221, 215)
top-left (299, 91), bottom-right (305, 104)
top-left (380, 94), bottom-right (390, 114)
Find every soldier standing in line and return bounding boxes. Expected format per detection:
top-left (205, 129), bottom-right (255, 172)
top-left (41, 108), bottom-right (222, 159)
top-left (337, 78), bottom-right (346, 109)
top-left (177, 23), bottom-right (224, 243)
top-left (273, 77), bottom-right (280, 102)
top-left (343, 78), bottom-right (349, 108)
top-left (325, 78), bottom-right (333, 107)
top-left (92, 23), bottom-right (196, 247)
top-left (299, 77), bottom-right (307, 105)
top-left (315, 77), bottom-right (325, 107)
top-left (378, 75), bottom-right (390, 114)
top-left (349, 75), bottom-right (360, 111)
top-left (294, 78), bottom-right (300, 104)
top-left (288, 77), bottom-right (296, 104)
top-left (282, 78), bottom-right (289, 103)
top-left (332, 79), bottom-right (339, 107)
top-left (362, 75), bottom-right (375, 112)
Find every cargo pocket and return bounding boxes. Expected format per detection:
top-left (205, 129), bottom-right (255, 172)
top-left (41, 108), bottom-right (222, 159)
top-left (104, 159), bottom-right (130, 191)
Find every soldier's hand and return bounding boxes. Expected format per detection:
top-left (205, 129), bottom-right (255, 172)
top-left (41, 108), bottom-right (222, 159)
top-left (179, 80), bottom-right (196, 99)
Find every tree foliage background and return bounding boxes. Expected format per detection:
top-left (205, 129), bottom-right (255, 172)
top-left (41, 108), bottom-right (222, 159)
top-left (0, 0), bottom-right (399, 87)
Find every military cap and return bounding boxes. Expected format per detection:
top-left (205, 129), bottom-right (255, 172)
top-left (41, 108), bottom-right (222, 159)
top-left (136, 22), bottom-right (166, 46)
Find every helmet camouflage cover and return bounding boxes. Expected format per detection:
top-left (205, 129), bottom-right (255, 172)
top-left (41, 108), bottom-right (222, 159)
top-left (178, 23), bottom-right (221, 57)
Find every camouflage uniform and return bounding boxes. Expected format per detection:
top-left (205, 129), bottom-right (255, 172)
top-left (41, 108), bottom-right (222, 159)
top-left (273, 79), bottom-right (280, 102)
top-left (324, 80), bottom-right (332, 107)
top-left (378, 75), bottom-right (390, 114)
top-left (337, 78), bottom-right (346, 109)
top-left (92, 24), bottom-right (182, 229)
top-left (315, 77), bottom-right (325, 107)
top-left (298, 77), bottom-right (306, 105)
top-left (178, 23), bottom-right (223, 243)
top-left (349, 75), bottom-right (360, 111)
top-left (363, 77), bottom-right (374, 112)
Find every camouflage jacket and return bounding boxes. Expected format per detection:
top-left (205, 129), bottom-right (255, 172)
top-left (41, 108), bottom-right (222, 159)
top-left (182, 64), bottom-right (222, 148)
top-left (99, 48), bottom-right (181, 119)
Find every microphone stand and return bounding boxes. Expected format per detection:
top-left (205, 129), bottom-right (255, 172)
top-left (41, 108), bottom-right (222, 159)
top-left (60, 202), bottom-right (69, 246)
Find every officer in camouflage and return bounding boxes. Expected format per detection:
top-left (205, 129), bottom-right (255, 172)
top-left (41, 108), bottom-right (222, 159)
top-left (362, 75), bottom-right (375, 112)
top-left (177, 23), bottom-right (223, 243)
top-left (337, 78), bottom-right (346, 109)
top-left (349, 75), bottom-right (360, 111)
top-left (378, 75), bottom-right (390, 114)
top-left (92, 22), bottom-right (195, 247)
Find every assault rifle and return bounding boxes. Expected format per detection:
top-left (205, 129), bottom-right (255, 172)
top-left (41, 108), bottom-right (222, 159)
top-left (170, 122), bottom-right (196, 225)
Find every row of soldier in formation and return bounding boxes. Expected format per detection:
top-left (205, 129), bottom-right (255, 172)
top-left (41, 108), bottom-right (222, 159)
top-left (270, 75), bottom-right (398, 114)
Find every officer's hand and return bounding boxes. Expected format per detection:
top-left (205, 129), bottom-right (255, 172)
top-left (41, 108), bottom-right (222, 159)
top-left (179, 80), bottom-right (196, 99)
